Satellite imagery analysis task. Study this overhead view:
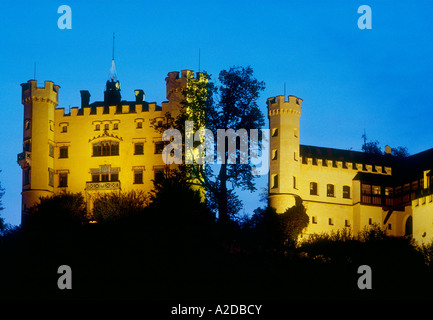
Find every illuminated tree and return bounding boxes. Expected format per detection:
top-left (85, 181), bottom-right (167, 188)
top-left (172, 66), bottom-right (266, 223)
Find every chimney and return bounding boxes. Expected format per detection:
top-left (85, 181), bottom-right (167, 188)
top-left (385, 145), bottom-right (392, 155)
top-left (80, 90), bottom-right (90, 108)
top-left (135, 90), bottom-right (145, 102)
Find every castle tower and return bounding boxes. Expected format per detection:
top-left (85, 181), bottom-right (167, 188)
top-left (267, 95), bottom-right (302, 213)
top-left (18, 80), bottom-right (60, 222)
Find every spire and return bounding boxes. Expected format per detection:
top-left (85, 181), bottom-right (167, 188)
top-left (108, 32), bottom-right (117, 81)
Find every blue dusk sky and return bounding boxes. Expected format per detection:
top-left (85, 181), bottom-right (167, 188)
top-left (0, 0), bottom-right (432, 226)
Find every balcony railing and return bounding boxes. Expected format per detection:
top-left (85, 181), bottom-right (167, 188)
top-left (86, 181), bottom-right (121, 191)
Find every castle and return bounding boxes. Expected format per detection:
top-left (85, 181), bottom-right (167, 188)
top-left (17, 62), bottom-right (206, 222)
top-left (17, 66), bottom-right (433, 245)
top-left (267, 95), bottom-right (433, 244)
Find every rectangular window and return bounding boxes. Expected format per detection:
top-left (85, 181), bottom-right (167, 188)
top-left (372, 185), bottom-right (381, 195)
top-left (134, 169), bottom-right (143, 184)
top-left (24, 169), bottom-right (30, 186)
top-left (312, 216), bottom-right (317, 224)
top-left (272, 149), bottom-right (278, 160)
top-left (101, 174), bottom-right (109, 182)
top-left (362, 184), bottom-right (371, 195)
top-left (271, 174), bottom-right (278, 189)
top-left (327, 184), bottom-right (335, 197)
top-left (310, 182), bottom-right (318, 195)
top-left (368, 218), bottom-right (373, 225)
top-left (328, 218), bottom-right (334, 225)
top-left (48, 169), bottom-right (53, 187)
top-left (95, 124), bottom-right (100, 131)
top-left (135, 143), bottom-right (144, 155)
top-left (113, 123), bottom-right (118, 130)
top-left (154, 167), bottom-right (164, 182)
top-left (136, 121), bottom-right (143, 129)
top-left (345, 219), bottom-right (350, 227)
top-left (59, 146), bottom-right (68, 158)
top-left (154, 141), bottom-right (164, 154)
top-left (59, 173), bottom-right (68, 188)
top-left (49, 144), bottom-right (54, 157)
top-left (385, 187), bottom-right (393, 197)
top-left (343, 186), bottom-right (351, 199)
top-left (62, 126), bottom-right (67, 133)
top-left (271, 128), bottom-right (278, 137)
top-left (92, 174), bottom-right (100, 182)
top-left (293, 176), bottom-right (297, 189)
top-left (111, 173), bottom-right (119, 181)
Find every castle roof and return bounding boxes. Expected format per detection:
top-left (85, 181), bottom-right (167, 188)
top-left (300, 144), bottom-right (433, 184)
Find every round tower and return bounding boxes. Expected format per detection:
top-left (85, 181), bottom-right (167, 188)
top-left (267, 95), bottom-right (302, 213)
top-left (18, 80), bottom-right (60, 223)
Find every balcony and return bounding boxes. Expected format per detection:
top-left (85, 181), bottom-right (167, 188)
top-left (17, 151), bottom-right (31, 168)
top-left (86, 180), bottom-right (121, 191)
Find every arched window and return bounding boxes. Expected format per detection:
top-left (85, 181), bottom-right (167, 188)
top-left (93, 141), bottom-right (119, 157)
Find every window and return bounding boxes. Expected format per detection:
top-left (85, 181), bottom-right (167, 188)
top-left (136, 121), bottom-right (143, 129)
top-left (343, 186), bottom-right (351, 199)
top-left (101, 174), bottom-right (109, 182)
top-left (271, 174), bottom-right (278, 189)
top-left (111, 173), bottom-right (119, 181)
top-left (59, 146), bottom-right (68, 158)
top-left (372, 185), bottom-right (381, 195)
top-left (135, 143), bottom-right (144, 155)
top-left (113, 123), bottom-right (118, 130)
top-left (49, 144), bottom-right (54, 157)
top-left (48, 169), bottom-right (53, 187)
top-left (312, 216), bottom-right (317, 224)
top-left (362, 184), bottom-right (371, 195)
top-left (93, 141), bottom-right (119, 156)
top-left (134, 169), bottom-right (143, 184)
top-left (310, 182), bottom-right (318, 195)
top-left (328, 218), bottom-right (334, 225)
top-left (104, 124), bottom-right (109, 131)
top-left (294, 128), bottom-right (298, 138)
top-left (368, 218), bottom-right (373, 225)
top-left (95, 124), bottom-right (100, 131)
top-left (24, 169), bottom-right (30, 186)
top-left (25, 120), bottom-right (30, 130)
top-left (345, 219), bottom-right (350, 227)
top-left (62, 126), bottom-right (67, 133)
top-left (59, 173), bottom-right (68, 188)
top-left (272, 149), bottom-right (278, 160)
top-left (327, 184), bottom-right (335, 197)
top-left (293, 176), bottom-right (297, 189)
top-left (23, 141), bottom-right (31, 152)
top-left (385, 187), bottom-right (393, 197)
top-left (271, 128), bottom-right (278, 137)
top-left (388, 223), bottom-right (392, 230)
top-left (154, 141), bottom-right (165, 154)
top-left (154, 167), bottom-right (165, 182)
top-left (294, 151), bottom-right (298, 161)
top-left (92, 174), bottom-right (100, 182)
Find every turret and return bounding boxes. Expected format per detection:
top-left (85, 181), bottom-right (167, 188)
top-left (267, 95), bottom-right (302, 213)
top-left (18, 80), bottom-right (60, 222)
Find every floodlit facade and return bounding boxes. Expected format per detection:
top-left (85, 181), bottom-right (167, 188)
top-left (268, 95), bottom-right (433, 244)
top-left (17, 67), bottom-right (206, 222)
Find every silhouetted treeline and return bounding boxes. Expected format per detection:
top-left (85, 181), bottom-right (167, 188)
top-left (1, 174), bottom-right (433, 300)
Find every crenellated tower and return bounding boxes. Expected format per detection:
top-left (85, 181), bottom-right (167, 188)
top-left (267, 95), bottom-right (302, 213)
top-left (18, 80), bottom-right (60, 222)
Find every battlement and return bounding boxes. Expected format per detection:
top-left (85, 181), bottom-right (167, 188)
top-left (300, 155), bottom-right (392, 176)
top-left (165, 69), bottom-right (207, 100)
top-left (55, 100), bottom-right (167, 118)
top-left (21, 80), bottom-right (60, 105)
top-left (267, 95), bottom-right (302, 117)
